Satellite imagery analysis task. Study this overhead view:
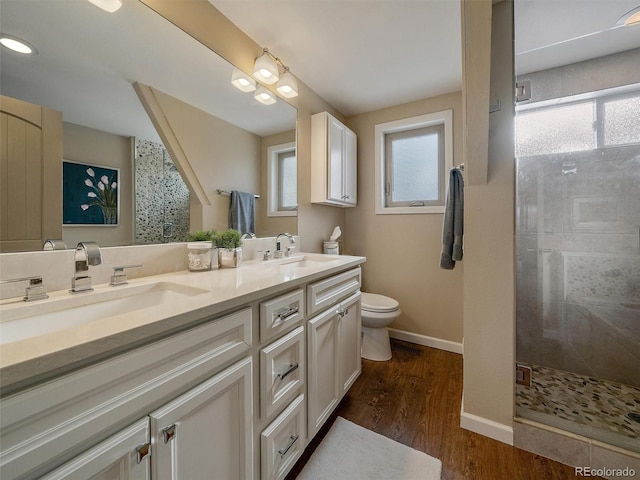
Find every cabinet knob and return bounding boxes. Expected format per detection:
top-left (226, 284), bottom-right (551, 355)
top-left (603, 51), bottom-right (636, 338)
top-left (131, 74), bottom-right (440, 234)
top-left (162, 424), bottom-right (176, 443)
top-left (136, 443), bottom-right (151, 463)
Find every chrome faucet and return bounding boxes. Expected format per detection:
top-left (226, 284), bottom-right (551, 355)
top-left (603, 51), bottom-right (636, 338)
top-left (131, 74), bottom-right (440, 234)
top-left (0, 276), bottom-right (48, 302)
top-left (71, 241), bottom-right (102, 293)
top-left (275, 233), bottom-right (295, 259)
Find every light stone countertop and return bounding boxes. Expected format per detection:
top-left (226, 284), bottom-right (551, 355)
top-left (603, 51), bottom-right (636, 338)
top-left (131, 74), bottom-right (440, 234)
top-left (0, 253), bottom-right (365, 396)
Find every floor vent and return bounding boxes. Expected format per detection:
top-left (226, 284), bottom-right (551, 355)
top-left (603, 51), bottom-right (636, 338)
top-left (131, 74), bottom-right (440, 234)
top-left (392, 343), bottom-right (422, 356)
top-left (626, 412), bottom-right (640, 424)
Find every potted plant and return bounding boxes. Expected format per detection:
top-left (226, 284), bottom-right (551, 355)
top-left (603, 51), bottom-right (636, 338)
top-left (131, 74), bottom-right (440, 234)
top-left (214, 229), bottom-right (243, 268)
top-left (186, 230), bottom-right (216, 271)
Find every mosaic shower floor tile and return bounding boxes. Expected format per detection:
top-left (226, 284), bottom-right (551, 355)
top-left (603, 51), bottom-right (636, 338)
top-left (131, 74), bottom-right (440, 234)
top-left (516, 364), bottom-right (640, 452)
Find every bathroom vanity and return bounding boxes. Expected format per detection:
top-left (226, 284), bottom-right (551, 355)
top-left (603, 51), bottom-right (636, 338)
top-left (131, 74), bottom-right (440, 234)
top-left (0, 253), bottom-right (365, 480)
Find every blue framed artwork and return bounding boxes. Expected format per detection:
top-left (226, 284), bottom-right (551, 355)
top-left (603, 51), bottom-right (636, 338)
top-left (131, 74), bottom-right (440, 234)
top-left (63, 161), bottom-right (120, 226)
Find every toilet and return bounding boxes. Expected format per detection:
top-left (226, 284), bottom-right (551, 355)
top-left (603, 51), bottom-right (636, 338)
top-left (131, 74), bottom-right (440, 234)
top-left (360, 292), bottom-right (401, 361)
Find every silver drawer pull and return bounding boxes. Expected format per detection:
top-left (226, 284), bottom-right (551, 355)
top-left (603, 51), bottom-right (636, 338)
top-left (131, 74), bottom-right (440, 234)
top-left (136, 443), bottom-right (150, 463)
top-left (278, 434), bottom-right (299, 458)
top-left (277, 363), bottom-right (299, 380)
top-left (275, 306), bottom-right (299, 322)
top-left (162, 424), bottom-right (176, 443)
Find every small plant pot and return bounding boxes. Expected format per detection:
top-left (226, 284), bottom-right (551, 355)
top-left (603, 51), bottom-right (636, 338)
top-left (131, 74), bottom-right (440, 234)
top-left (218, 247), bottom-right (242, 268)
top-left (187, 242), bottom-right (216, 271)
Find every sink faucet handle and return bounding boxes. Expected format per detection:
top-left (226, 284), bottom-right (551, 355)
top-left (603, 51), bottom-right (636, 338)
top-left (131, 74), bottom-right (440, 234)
top-left (0, 276), bottom-right (49, 302)
top-left (110, 264), bottom-right (143, 286)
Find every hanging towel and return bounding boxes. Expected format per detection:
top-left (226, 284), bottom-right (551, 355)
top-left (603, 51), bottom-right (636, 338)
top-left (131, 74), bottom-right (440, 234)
top-left (440, 168), bottom-right (464, 270)
top-left (228, 190), bottom-right (255, 234)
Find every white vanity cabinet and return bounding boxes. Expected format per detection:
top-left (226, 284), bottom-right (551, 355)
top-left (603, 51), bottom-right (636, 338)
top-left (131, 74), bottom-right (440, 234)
top-left (311, 111), bottom-right (357, 207)
top-left (150, 357), bottom-right (253, 480)
top-left (0, 259), bottom-right (366, 480)
top-left (0, 308), bottom-right (253, 480)
top-left (40, 418), bottom-right (151, 480)
top-left (306, 269), bottom-right (362, 439)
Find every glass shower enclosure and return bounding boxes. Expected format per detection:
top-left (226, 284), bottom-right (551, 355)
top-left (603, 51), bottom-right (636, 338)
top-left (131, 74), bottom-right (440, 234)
top-left (514, 2), bottom-right (640, 454)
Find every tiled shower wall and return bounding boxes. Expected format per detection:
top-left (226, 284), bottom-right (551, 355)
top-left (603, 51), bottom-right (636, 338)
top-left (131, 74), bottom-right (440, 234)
top-left (515, 145), bottom-right (640, 387)
top-left (135, 139), bottom-right (189, 244)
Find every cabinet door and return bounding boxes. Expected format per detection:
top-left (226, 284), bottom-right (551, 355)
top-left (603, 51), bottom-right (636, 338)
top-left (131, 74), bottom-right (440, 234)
top-left (150, 357), bottom-right (253, 480)
top-left (0, 95), bottom-right (62, 252)
top-left (307, 307), bottom-right (340, 439)
top-left (338, 293), bottom-right (362, 396)
top-left (40, 418), bottom-right (150, 480)
top-left (343, 128), bottom-right (357, 206)
top-left (327, 116), bottom-right (346, 203)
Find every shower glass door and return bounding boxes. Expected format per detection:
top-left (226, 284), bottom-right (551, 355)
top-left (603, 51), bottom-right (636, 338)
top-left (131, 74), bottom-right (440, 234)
top-left (514, 2), bottom-right (640, 453)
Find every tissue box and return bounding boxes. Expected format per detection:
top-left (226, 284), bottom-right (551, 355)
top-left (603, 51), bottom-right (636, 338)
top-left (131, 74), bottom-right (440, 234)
top-left (323, 241), bottom-right (340, 255)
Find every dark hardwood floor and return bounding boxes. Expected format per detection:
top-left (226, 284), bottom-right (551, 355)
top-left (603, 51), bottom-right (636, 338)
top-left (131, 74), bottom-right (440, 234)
top-left (287, 339), bottom-right (600, 480)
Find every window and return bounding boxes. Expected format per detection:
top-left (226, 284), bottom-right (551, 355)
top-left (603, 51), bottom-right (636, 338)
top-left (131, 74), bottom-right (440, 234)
top-left (267, 142), bottom-right (297, 217)
top-left (375, 110), bottom-right (453, 214)
top-left (515, 86), bottom-right (640, 157)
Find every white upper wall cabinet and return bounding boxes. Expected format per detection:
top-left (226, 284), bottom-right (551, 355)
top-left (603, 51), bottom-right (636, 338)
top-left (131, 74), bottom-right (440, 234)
top-left (311, 112), bottom-right (357, 207)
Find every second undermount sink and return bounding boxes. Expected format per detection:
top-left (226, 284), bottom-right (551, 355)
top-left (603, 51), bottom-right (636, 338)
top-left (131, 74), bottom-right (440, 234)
top-left (246, 254), bottom-right (339, 271)
top-left (0, 282), bottom-right (209, 345)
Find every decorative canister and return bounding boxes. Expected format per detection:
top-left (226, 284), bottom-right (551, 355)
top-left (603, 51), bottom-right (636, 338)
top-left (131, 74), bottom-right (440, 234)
top-left (187, 242), bottom-right (215, 271)
top-left (218, 247), bottom-right (242, 268)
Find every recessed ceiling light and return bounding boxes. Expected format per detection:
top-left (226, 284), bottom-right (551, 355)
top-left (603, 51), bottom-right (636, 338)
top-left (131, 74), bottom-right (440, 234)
top-left (617, 6), bottom-right (640, 26)
top-left (87, 0), bottom-right (122, 13)
top-left (0, 34), bottom-right (37, 55)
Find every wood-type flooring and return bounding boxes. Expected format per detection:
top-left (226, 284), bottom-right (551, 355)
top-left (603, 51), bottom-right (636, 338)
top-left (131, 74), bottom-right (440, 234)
top-left (286, 339), bottom-right (601, 480)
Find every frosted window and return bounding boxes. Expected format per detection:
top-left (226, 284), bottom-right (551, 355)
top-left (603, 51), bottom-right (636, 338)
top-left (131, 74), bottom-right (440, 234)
top-left (603, 96), bottom-right (640, 146)
top-left (516, 102), bottom-right (594, 157)
top-left (278, 152), bottom-right (297, 210)
top-left (385, 125), bottom-right (443, 206)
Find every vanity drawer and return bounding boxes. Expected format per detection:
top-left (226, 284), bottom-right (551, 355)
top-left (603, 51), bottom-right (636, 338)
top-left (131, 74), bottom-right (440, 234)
top-left (260, 326), bottom-right (305, 420)
top-left (261, 394), bottom-right (306, 480)
top-left (0, 308), bottom-right (252, 480)
top-left (306, 267), bottom-right (361, 316)
top-left (260, 289), bottom-right (304, 343)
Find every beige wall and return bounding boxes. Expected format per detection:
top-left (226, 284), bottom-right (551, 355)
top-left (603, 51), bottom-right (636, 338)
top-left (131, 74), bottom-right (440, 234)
top-left (62, 122), bottom-right (133, 247)
top-left (344, 93), bottom-right (464, 343)
top-left (461, 0), bottom-right (515, 438)
top-left (137, 86), bottom-right (262, 233)
top-left (140, 0), bottom-right (347, 253)
top-left (258, 130), bottom-right (297, 237)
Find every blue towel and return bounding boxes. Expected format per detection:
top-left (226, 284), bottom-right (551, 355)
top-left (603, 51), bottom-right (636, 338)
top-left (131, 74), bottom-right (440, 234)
top-left (228, 190), bottom-right (255, 234)
top-left (440, 168), bottom-right (464, 270)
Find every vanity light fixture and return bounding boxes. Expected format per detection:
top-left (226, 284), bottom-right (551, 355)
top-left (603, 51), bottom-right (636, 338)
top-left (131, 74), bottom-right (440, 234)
top-left (87, 0), bottom-right (122, 13)
top-left (253, 48), bottom-right (280, 84)
top-left (276, 67), bottom-right (299, 98)
top-left (617, 6), bottom-right (640, 26)
top-left (231, 68), bottom-right (257, 92)
top-left (254, 85), bottom-right (277, 105)
top-left (0, 34), bottom-right (37, 55)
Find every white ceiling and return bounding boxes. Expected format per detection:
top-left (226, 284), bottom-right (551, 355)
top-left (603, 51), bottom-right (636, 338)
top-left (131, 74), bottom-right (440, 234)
top-left (211, 0), bottom-right (463, 117)
top-left (2, 0), bottom-right (638, 142)
top-left (515, 0), bottom-right (640, 75)
top-left (0, 0), bottom-right (296, 141)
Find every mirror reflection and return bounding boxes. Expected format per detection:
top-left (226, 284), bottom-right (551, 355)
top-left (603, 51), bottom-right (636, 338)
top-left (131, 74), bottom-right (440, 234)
top-left (0, 0), bottom-right (297, 253)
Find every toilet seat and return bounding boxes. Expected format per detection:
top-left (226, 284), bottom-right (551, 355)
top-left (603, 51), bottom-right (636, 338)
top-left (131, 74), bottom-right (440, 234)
top-left (361, 292), bottom-right (399, 313)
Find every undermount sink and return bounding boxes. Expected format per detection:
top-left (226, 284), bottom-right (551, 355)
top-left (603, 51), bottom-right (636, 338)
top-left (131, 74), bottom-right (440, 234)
top-left (246, 254), bottom-right (339, 270)
top-left (0, 282), bottom-right (209, 345)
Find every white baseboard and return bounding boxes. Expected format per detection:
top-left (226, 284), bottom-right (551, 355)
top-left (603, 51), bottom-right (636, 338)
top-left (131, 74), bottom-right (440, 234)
top-left (388, 328), bottom-right (463, 355)
top-left (460, 398), bottom-right (514, 446)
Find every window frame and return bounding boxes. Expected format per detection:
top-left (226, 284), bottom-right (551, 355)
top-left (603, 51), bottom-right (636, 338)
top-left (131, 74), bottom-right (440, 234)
top-left (374, 110), bottom-right (453, 215)
top-left (267, 141), bottom-right (297, 217)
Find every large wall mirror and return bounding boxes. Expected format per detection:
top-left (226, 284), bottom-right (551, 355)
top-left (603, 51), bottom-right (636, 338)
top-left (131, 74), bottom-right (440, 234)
top-left (0, 0), bottom-right (297, 253)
